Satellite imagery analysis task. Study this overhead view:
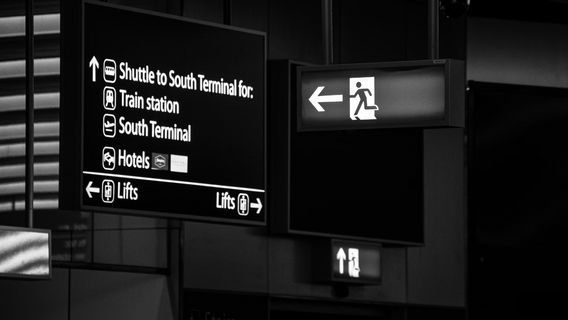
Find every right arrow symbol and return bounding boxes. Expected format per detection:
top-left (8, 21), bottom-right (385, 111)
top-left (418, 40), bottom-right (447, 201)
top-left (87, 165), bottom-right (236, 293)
top-left (309, 86), bottom-right (343, 112)
top-left (250, 198), bottom-right (263, 214)
top-left (89, 56), bottom-right (99, 82)
top-left (85, 181), bottom-right (100, 198)
top-left (336, 247), bottom-right (346, 275)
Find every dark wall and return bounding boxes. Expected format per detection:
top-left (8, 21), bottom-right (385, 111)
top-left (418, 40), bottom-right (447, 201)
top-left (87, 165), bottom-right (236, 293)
top-left (0, 269), bottom-right (69, 320)
top-left (468, 17), bottom-right (568, 88)
top-left (467, 14), bottom-right (568, 320)
top-left (407, 129), bottom-right (465, 307)
top-left (0, 269), bottom-right (174, 320)
top-left (334, 0), bottom-right (428, 62)
top-left (468, 83), bottom-right (568, 319)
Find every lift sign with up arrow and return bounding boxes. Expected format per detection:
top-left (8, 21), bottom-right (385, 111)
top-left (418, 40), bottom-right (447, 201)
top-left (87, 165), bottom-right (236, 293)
top-left (330, 240), bottom-right (382, 284)
top-left (335, 247), bottom-right (360, 278)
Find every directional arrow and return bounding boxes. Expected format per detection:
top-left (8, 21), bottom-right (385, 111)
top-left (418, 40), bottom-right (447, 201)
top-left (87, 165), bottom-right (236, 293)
top-left (336, 247), bottom-right (346, 275)
top-left (309, 86), bottom-right (343, 112)
top-left (250, 198), bottom-right (263, 214)
top-left (89, 56), bottom-right (99, 82)
top-left (85, 181), bottom-right (100, 198)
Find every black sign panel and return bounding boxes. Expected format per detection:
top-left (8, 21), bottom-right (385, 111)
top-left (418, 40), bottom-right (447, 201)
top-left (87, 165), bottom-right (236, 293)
top-left (61, 1), bottom-right (265, 224)
top-left (269, 61), bottom-right (424, 245)
top-left (330, 240), bottom-right (381, 284)
top-left (298, 60), bottom-right (464, 131)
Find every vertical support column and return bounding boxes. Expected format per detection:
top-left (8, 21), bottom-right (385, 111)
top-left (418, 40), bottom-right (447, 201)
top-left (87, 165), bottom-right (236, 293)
top-left (167, 220), bottom-right (184, 320)
top-left (427, 0), bottom-right (439, 59)
top-left (223, 0), bottom-right (232, 25)
top-left (25, 0), bottom-right (35, 228)
top-left (178, 222), bottom-right (185, 320)
top-left (322, 0), bottom-right (333, 64)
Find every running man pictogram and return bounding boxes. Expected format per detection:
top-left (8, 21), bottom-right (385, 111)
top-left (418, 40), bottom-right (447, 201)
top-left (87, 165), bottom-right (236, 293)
top-left (349, 77), bottom-right (378, 120)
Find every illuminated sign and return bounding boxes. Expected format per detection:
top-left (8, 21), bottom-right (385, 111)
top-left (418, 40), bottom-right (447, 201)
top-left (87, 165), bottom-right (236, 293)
top-left (312, 238), bottom-right (381, 285)
top-left (297, 59), bottom-right (464, 131)
top-left (61, 1), bottom-right (265, 224)
top-left (0, 227), bottom-right (51, 279)
top-left (330, 240), bottom-right (381, 284)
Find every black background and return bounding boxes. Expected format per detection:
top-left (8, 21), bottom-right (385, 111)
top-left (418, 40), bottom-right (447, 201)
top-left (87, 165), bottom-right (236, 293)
top-left (469, 82), bottom-right (568, 318)
top-left (290, 128), bottom-right (423, 244)
top-left (82, 2), bottom-right (265, 222)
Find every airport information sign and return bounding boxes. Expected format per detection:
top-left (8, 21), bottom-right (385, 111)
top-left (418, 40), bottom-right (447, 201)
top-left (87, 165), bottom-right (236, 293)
top-left (61, 1), bottom-right (265, 224)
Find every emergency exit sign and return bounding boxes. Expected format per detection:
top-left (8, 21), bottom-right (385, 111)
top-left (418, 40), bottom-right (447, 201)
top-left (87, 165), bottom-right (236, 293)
top-left (297, 59), bottom-right (464, 131)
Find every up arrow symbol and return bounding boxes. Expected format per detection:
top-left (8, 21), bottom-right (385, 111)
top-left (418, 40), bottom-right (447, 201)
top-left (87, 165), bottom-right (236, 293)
top-left (89, 56), bottom-right (99, 82)
top-left (336, 247), bottom-right (347, 275)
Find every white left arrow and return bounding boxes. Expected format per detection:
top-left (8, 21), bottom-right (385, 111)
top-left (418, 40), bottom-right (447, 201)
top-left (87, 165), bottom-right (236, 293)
top-left (85, 181), bottom-right (100, 198)
top-left (89, 56), bottom-right (99, 82)
top-left (309, 86), bottom-right (343, 112)
top-left (250, 198), bottom-right (263, 214)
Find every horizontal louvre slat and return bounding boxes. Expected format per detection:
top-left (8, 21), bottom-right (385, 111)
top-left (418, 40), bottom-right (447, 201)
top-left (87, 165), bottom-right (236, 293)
top-left (0, 57), bottom-right (59, 79)
top-left (0, 198), bottom-right (58, 212)
top-left (0, 180), bottom-right (58, 196)
top-left (0, 14), bottom-right (59, 38)
top-left (0, 141), bottom-right (59, 158)
top-left (0, 162), bottom-right (58, 178)
top-left (0, 92), bottom-right (59, 112)
top-left (0, 122), bottom-right (59, 141)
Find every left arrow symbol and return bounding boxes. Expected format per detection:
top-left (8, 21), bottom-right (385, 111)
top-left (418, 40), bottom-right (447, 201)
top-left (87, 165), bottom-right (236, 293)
top-left (309, 86), bottom-right (343, 112)
top-left (89, 56), bottom-right (99, 82)
top-left (250, 198), bottom-right (263, 214)
top-left (86, 181), bottom-right (100, 198)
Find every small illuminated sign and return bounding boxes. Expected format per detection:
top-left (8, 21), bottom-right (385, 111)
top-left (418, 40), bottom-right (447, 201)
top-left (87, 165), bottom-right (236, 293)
top-left (297, 59), bottom-right (464, 131)
top-left (0, 227), bottom-right (51, 279)
top-left (330, 240), bottom-right (381, 284)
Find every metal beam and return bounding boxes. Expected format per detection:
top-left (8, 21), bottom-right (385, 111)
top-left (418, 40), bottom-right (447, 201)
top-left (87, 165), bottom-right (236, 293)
top-left (25, 0), bottom-right (35, 228)
top-left (427, 0), bottom-right (439, 59)
top-left (322, 0), bottom-right (334, 64)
